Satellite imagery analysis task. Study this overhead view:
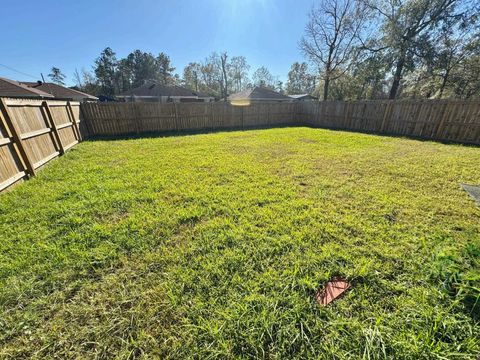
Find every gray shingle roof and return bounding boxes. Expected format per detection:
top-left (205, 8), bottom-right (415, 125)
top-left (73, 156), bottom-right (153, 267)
top-left (0, 77), bottom-right (54, 98)
top-left (228, 87), bottom-right (292, 101)
top-left (23, 82), bottom-right (98, 101)
top-left (120, 82), bottom-right (213, 98)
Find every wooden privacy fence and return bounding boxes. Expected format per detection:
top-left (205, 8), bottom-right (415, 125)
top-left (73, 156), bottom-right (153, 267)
top-left (301, 99), bottom-right (480, 145)
top-left (0, 98), bottom-right (82, 192)
top-left (81, 101), bottom-right (301, 136)
top-left (81, 99), bottom-right (480, 145)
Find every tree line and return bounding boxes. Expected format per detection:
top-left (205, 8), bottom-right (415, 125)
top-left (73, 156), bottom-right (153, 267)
top-left (52, 0), bottom-right (478, 100)
top-left (67, 49), bottom-right (287, 99)
top-left (67, 50), bottom-right (323, 99)
top-left (300, 0), bottom-right (479, 100)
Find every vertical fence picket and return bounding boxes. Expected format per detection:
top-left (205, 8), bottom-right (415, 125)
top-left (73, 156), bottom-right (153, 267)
top-left (42, 101), bottom-right (65, 155)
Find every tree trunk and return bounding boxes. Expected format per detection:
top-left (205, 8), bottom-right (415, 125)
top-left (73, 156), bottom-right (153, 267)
top-left (438, 69), bottom-right (450, 98)
top-left (323, 74), bottom-right (330, 101)
top-left (389, 57), bottom-right (405, 100)
top-left (220, 54), bottom-right (228, 100)
top-left (323, 54), bottom-right (333, 101)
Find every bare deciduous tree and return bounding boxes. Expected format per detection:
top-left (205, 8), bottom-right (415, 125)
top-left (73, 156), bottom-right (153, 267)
top-left (300, 0), bottom-right (364, 100)
top-left (252, 66), bottom-right (275, 89)
top-left (228, 56), bottom-right (250, 92)
top-left (73, 68), bottom-right (83, 89)
top-left (220, 52), bottom-right (229, 100)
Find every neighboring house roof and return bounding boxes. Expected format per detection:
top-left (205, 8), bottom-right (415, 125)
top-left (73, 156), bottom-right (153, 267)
top-left (195, 91), bottom-right (215, 98)
top-left (228, 87), bottom-right (292, 101)
top-left (288, 94), bottom-right (318, 100)
top-left (0, 77), bottom-right (54, 98)
top-left (23, 81), bottom-right (98, 101)
top-left (119, 82), bottom-right (214, 98)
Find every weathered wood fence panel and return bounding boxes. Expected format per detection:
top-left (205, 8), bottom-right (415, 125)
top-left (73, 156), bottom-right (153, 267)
top-left (301, 99), bottom-right (480, 145)
top-left (0, 98), bottom-right (82, 192)
top-left (81, 102), bottom-right (301, 136)
top-left (82, 99), bottom-right (480, 145)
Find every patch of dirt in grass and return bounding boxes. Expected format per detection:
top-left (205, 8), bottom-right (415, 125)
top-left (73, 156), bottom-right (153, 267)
top-left (168, 216), bottom-right (209, 248)
top-left (299, 138), bottom-right (317, 144)
top-left (99, 209), bottom-right (131, 225)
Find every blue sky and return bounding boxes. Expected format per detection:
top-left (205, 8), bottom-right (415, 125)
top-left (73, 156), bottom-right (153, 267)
top-left (1, 0), bottom-right (315, 86)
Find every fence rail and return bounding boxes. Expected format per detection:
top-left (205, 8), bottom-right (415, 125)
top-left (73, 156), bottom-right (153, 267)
top-left (0, 98), bottom-right (82, 192)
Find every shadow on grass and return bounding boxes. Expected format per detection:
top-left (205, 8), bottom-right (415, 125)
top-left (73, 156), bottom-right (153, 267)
top-left (306, 124), bottom-right (480, 148)
top-left (84, 122), bottom-right (480, 148)
top-left (84, 123), bottom-right (301, 142)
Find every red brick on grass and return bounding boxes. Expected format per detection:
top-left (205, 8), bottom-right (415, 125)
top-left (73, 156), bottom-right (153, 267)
top-left (315, 277), bottom-right (351, 306)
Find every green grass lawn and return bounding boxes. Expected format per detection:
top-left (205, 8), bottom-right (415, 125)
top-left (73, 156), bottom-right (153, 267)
top-left (1, 127), bottom-right (479, 359)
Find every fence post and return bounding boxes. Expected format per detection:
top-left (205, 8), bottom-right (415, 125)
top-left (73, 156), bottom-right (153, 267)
top-left (79, 103), bottom-right (93, 138)
top-left (342, 102), bottom-right (349, 129)
top-left (240, 104), bottom-right (244, 129)
top-left (434, 101), bottom-right (451, 139)
top-left (42, 101), bottom-right (65, 155)
top-left (380, 101), bottom-right (394, 133)
top-left (0, 98), bottom-right (36, 177)
top-left (127, 102), bottom-right (138, 134)
top-left (174, 102), bottom-right (179, 131)
top-left (473, 102), bottom-right (480, 143)
top-left (67, 101), bottom-right (82, 141)
top-left (296, 102), bottom-right (303, 126)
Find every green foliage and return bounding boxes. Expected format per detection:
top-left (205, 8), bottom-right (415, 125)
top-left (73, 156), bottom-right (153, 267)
top-left (125, 50), bottom-right (159, 88)
top-left (0, 128), bottom-right (479, 358)
top-left (300, 0), bottom-right (480, 100)
top-left (94, 47), bottom-right (117, 95)
top-left (48, 66), bottom-right (66, 86)
top-left (362, 0), bottom-right (469, 98)
top-left (92, 48), bottom-right (177, 96)
top-left (156, 52), bottom-right (176, 85)
top-left (324, 56), bottom-right (389, 101)
top-left (183, 52), bottom-right (251, 98)
top-left (252, 66), bottom-right (277, 90)
top-left (119, 50), bottom-right (176, 90)
top-left (87, 47), bottom-right (276, 98)
top-left (183, 62), bottom-right (202, 92)
top-left (229, 56), bottom-right (250, 93)
top-left (449, 36), bottom-right (480, 98)
top-left (286, 62), bottom-right (316, 95)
